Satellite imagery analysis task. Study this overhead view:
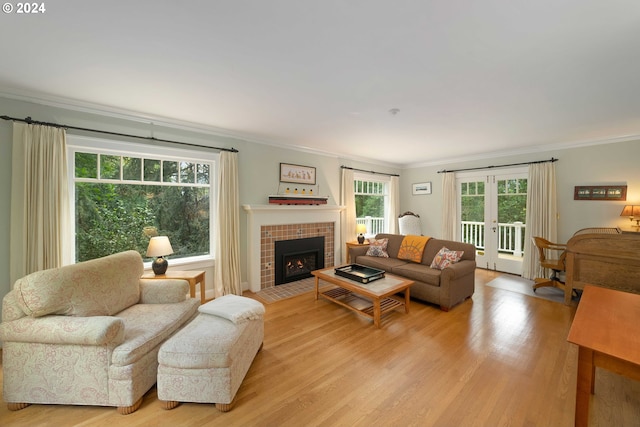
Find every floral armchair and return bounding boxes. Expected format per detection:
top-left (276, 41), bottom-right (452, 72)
top-left (0, 250), bottom-right (199, 414)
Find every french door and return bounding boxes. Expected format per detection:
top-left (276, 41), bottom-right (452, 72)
top-left (457, 168), bottom-right (527, 274)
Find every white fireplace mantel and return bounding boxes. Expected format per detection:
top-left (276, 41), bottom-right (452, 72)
top-left (243, 204), bottom-right (345, 292)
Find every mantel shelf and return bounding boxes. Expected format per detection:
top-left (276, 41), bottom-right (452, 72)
top-left (243, 204), bottom-right (345, 212)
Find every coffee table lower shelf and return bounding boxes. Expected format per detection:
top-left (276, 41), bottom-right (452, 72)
top-left (320, 287), bottom-right (405, 322)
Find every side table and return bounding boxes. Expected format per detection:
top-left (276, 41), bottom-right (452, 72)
top-left (345, 240), bottom-right (370, 263)
top-left (141, 270), bottom-right (207, 304)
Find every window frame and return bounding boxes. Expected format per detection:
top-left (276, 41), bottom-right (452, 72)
top-left (353, 172), bottom-right (392, 236)
top-left (66, 135), bottom-right (217, 269)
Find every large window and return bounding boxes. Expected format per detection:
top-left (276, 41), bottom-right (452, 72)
top-left (68, 136), bottom-right (216, 263)
top-left (354, 173), bottom-right (391, 236)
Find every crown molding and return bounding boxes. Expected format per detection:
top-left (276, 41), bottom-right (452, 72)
top-left (3, 87), bottom-right (636, 171)
top-left (402, 134), bottom-right (640, 169)
top-left (0, 88), bottom-right (401, 169)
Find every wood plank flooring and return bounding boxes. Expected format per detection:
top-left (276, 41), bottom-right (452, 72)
top-left (1, 269), bottom-right (639, 426)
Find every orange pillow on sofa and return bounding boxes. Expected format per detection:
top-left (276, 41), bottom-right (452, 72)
top-left (397, 235), bottom-right (430, 263)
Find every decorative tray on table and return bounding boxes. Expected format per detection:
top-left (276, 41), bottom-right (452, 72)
top-left (334, 264), bottom-right (385, 284)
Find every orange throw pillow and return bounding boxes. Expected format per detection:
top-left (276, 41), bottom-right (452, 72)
top-left (397, 235), bottom-right (430, 263)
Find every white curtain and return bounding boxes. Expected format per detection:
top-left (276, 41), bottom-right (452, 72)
top-left (10, 122), bottom-right (71, 285)
top-left (388, 175), bottom-right (400, 234)
top-left (521, 162), bottom-right (558, 280)
top-left (340, 168), bottom-right (356, 263)
top-left (441, 172), bottom-right (456, 240)
top-left (214, 151), bottom-right (241, 296)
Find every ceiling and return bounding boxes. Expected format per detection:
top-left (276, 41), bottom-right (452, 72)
top-left (1, 0), bottom-right (640, 167)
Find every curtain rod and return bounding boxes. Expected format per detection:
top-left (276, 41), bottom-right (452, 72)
top-left (437, 157), bottom-right (558, 174)
top-left (0, 115), bottom-right (239, 153)
top-left (341, 165), bottom-right (400, 177)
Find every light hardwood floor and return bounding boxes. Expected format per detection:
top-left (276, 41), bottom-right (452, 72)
top-left (1, 269), bottom-right (639, 426)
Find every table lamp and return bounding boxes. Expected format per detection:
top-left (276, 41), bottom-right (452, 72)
top-left (356, 224), bottom-right (367, 244)
top-left (620, 205), bottom-right (640, 228)
top-left (147, 236), bottom-right (174, 275)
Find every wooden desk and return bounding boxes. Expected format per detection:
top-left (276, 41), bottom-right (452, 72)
top-left (345, 240), bottom-right (369, 263)
top-left (565, 233), bottom-right (640, 305)
top-left (567, 285), bottom-right (640, 427)
top-left (141, 270), bottom-right (207, 304)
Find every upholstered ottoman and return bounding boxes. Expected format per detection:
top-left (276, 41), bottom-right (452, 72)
top-left (157, 295), bottom-right (265, 412)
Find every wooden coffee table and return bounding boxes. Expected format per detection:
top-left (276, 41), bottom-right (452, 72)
top-left (312, 266), bottom-right (414, 328)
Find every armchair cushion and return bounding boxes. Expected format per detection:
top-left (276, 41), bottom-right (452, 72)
top-left (111, 299), bottom-right (198, 366)
top-left (15, 250), bottom-right (143, 318)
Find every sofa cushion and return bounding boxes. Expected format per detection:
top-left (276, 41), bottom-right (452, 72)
top-left (397, 235), bottom-right (431, 263)
top-left (354, 255), bottom-right (408, 271)
top-left (15, 251), bottom-right (143, 318)
top-left (391, 262), bottom-right (442, 286)
top-left (366, 238), bottom-right (389, 257)
top-left (430, 247), bottom-right (464, 270)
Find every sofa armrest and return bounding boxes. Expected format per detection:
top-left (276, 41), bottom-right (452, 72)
top-left (349, 245), bottom-right (370, 261)
top-left (2, 288), bottom-right (26, 322)
top-left (139, 279), bottom-right (190, 304)
top-left (438, 259), bottom-right (477, 310)
top-left (440, 260), bottom-right (477, 280)
top-left (0, 315), bottom-right (125, 346)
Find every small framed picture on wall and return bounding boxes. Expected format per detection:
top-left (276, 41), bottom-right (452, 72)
top-left (412, 182), bottom-right (432, 195)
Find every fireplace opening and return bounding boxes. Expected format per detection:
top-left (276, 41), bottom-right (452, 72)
top-left (275, 236), bottom-right (325, 285)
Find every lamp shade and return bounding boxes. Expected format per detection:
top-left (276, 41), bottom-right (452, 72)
top-left (620, 205), bottom-right (640, 217)
top-left (356, 224), bottom-right (367, 234)
top-left (146, 236), bottom-right (174, 257)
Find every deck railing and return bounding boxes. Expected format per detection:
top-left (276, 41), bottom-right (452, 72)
top-left (355, 216), bottom-right (385, 237)
top-left (461, 221), bottom-right (526, 257)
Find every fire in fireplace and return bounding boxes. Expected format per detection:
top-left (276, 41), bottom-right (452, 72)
top-left (275, 236), bottom-right (325, 285)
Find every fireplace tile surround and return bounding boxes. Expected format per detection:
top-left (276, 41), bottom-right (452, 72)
top-left (243, 204), bottom-right (344, 292)
top-left (263, 223), bottom-right (333, 288)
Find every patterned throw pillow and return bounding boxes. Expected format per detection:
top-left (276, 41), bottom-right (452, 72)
top-left (430, 246), bottom-right (464, 270)
top-left (366, 238), bottom-right (389, 258)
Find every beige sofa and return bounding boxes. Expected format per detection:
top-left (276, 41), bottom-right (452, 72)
top-left (0, 250), bottom-right (199, 414)
top-left (349, 234), bottom-right (476, 311)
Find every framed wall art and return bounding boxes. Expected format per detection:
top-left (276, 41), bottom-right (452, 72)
top-left (574, 185), bottom-right (627, 201)
top-left (412, 182), bottom-right (432, 195)
top-left (279, 163), bottom-right (316, 185)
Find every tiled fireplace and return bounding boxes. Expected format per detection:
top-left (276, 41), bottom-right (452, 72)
top-left (243, 204), bottom-right (344, 292)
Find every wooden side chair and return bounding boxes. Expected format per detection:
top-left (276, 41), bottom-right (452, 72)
top-left (531, 236), bottom-right (567, 292)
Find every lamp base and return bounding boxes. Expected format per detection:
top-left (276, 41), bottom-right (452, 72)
top-left (357, 234), bottom-right (365, 244)
top-left (152, 256), bottom-right (168, 275)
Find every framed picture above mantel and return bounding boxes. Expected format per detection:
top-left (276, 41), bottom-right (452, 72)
top-left (280, 163), bottom-right (316, 185)
top-left (574, 185), bottom-right (627, 201)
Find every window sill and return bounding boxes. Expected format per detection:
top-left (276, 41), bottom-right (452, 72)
top-left (143, 255), bottom-right (215, 272)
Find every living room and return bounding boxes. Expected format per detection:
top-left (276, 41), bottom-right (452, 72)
top-left (1, 2), bottom-right (640, 426)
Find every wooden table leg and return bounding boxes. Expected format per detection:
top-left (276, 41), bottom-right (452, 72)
top-left (373, 298), bottom-right (381, 328)
top-left (187, 278), bottom-right (196, 300)
top-left (314, 276), bottom-right (319, 300)
top-left (199, 280), bottom-right (206, 304)
top-left (575, 346), bottom-right (595, 427)
top-left (404, 288), bottom-right (411, 313)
